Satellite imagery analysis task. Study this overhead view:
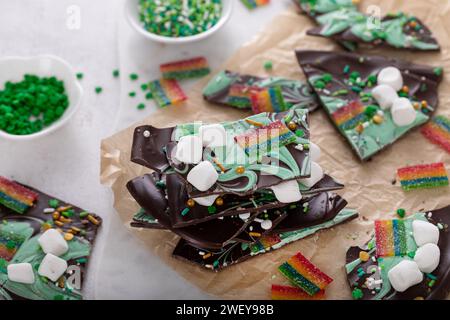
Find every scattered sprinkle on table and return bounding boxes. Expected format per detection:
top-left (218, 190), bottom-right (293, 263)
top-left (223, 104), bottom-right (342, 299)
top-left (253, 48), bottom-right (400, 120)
top-left (137, 103), bottom-right (146, 110)
top-left (113, 69), bottom-right (120, 77)
top-left (263, 60), bottom-right (273, 71)
top-left (160, 57), bottom-right (210, 80)
top-left (130, 73), bottom-right (139, 81)
top-left (0, 74), bottom-right (70, 135)
top-left (397, 162), bottom-right (449, 191)
top-left (129, 91), bottom-right (136, 97)
top-left (95, 86), bottom-right (103, 94)
top-left (141, 83), bottom-right (148, 91)
top-left (138, 0), bottom-right (223, 38)
top-left (145, 92), bottom-right (153, 100)
top-left (241, 0), bottom-right (270, 10)
top-left (76, 73), bottom-right (84, 80)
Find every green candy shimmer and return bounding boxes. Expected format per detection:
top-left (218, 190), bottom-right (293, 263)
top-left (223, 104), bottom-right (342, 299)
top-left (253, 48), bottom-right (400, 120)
top-left (0, 75), bottom-right (69, 136)
top-left (139, 0), bottom-right (223, 38)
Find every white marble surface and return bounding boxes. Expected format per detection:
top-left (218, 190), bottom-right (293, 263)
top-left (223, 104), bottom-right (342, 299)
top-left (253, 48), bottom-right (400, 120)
top-left (0, 0), bottom-right (292, 299)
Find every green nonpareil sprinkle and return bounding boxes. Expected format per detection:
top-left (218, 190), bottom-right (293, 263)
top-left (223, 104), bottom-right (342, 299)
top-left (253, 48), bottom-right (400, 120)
top-left (130, 73), bottom-right (139, 81)
top-left (49, 199), bottom-right (59, 208)
top-left (79, 211), bottom-right (89, 218)
top-left (396, 208), bottom-right (406, 218)
top-left (113, 69), bottom-right (120, 77)
top-left (141, 83), bottom-right (148, 91)
top-left (351, 86), bottom-right (362, 93)
top-left (352, 288), bottom-right (363, 300)
top-left (433, 67), bottom-right (443, 77)
top-left (129, 92), bottom-right (136, 97)
top-left (61, 209), bottom-right (74, 218)
top-left (76, 73), bottom-right (84, 80)
top-left (264, 61), bottom-right (273, 71)
top-left (145, 92), bottom-right (153, 100)
top-left (95, 87), bottom-right (103, 94)
top-left (314, 80), bottom-right (326, 89)
top-left (208, 206), bottom-right (217, 214)
top-left (137, 103), bottom-right (146, 110)
top-left (295, 129), bottom-right (304, 137)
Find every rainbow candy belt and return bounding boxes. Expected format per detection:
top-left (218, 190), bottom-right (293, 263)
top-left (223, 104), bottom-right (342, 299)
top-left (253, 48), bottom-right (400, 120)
top-left (331, 100), bottom-right (367, 130)
top-left (160, 57), bottom-right (210, 80)
top-left (251, 86), bottom-right (287, 114)
top-left (397, 162), bottom-right (449, 191)
top-left (148, 79), bottom-right (187, 108)
top-left (421, 115), bottom-right (450, 153)
top-left (250, 234), bottom-right (281, 253)
top-left (271, 285), bottom-right (325, 300)
top-left (374, 219), bottom-right (407, 257)
top-left (241, 0), bottom-right (270, 9)
top-left (226, 84), bottom-right (263, 109)
top-left (234, 120), bottom-right (296, 156)
top-left (278, 252), bottom-right (333, 296)
top-left (0, 176), bottom-right (38, 214)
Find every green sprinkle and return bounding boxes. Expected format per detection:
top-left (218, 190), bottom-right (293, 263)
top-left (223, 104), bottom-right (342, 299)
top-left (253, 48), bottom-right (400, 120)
top-left (407, 251), bottom-right (415, 259)
top-left (364, 105), bottom-right (378, 117)
top-left (76, 258), bottom-right (87, 264)
top-left (367, 75), bottom-right (377, 85)
top-left (61, 209), bottom-right (74, 218)
top-left (145, 92), bottom-right (153, 100)
top-left (156, 180), bottom-right (166, 189)
top-left (351, 86), bottom-right (362, 93)
top-left (53, 295), bottom-right (64, 300)
top-left (428, 280), bottom-right (436, 287)
top-left (129, 92), bottom-right (136, 97)
top-left (322, 73), bottom-right (333, 83)
top-left (426, 273), bottom-right (437, 280)
top-left (76, 73), bottom-right (84, 80)
top-left (208, 206), bottom-right (217, 214)
top-left (263, 61), bottom-right (273, 71)
top-left (6, 240), bottom-right (15, 250)
top-left (213, 260), bottom-right (219, 268)
top-left (352, 288), bottom-right (364, 300)
top-left (343, 65), bottom-right (350, 74)
top-left (437, 223), bottom-right (444, 230)
top-left (396, 208), bottom-right (406, 218)
top-left (433, 67), bottom-right (443, 77)
top-left (130, 73), bottom-right (139, 81)
top-left (332, 89), bottom-right (348, 96)
top-left (350, 71), bottom-right (360, 80)
top-left (79, 211), bottom-right (89, 218)
top-left (49, 199), bottom-right (59, 208)
top-left (181, 208), bottom-right (190, 216)
top-left (314, 80), bottom-right (326, 89)
top-left (141, 83), bottom-right (149, 91)
top-left (113, 69), bottom-right (120, 78)
top-left (95, 87), bottom-right (103, 94)
top-left (295, 129), bottom-right (305, 137)
top-left (137, 103), bottom-right (146, 110)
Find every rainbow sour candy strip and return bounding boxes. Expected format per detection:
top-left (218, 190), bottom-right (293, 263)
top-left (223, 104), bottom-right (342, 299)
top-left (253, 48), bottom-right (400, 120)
top-left (397, 162), bottom-right (449, 191)
top-left (241, 0), bottom-right (270, 9)
top-left (251, 86), bottom-right (288, 114)
top-left (226, 84), bottom-right (264, 109)
top-left (271, 285), bottom-right (325, 300)
top-left (374, 219), bottom-right (407, 257)
top-left (331, 100), bottom-right (367, 130)
top-left (234, 120), bottom-right (296, 156)
top-left (148, 79), bottom-right (187, 107)
top-left (278, 252), bottom-right (333, 295)
top-left (250, 234), bottom-right (281, 253)
top-left (421, 116), bottom-right (450, 153)
top-left (0, 176), bottom-right (38, 214)
top-left (160, 57), bottom-right (210, 80)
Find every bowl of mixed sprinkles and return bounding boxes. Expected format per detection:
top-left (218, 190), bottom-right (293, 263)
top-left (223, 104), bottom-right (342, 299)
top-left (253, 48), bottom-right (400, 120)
top-left (126, 0), bottom-right (233, 44)
top-left (0, 55), bottom-right (82, 141)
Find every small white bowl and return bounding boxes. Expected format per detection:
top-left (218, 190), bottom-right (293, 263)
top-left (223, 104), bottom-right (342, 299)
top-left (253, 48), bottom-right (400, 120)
top-left (0, 55), bottom-right (83, 141)
top-left (125, 0), bottom-right (234, 44)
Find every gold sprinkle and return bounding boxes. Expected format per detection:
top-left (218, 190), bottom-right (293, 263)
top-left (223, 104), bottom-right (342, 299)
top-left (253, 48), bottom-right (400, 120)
top-left (235, 166), bottom-right (245, 175)
top-left (414, 296), bottom-right (424, 300)
top-left (52, 212), bottom-right (60, 220)
top-left (59, 216), bottom-right (72, 223)
top-left (245, 119), bottom-right (264, 127)
top-left (87, 214), bottom-right (100, 225)
top-left (54, 221), bottom-right (64, 227)
top-left (421, 100), bottom-right (428, 108)
top-left (70, 226), bottom-right (81, 233)
top-left (372, 115), bottom-right (384, 124)
top-left (410, 21), bottom-right (417, 28)
top-left (57, 206), bottom-right (72, 213)
top-left (186, 199), bottom-right (195, 207)
top-left (249, 232), bottom-right (262, 237)
top-left (64, 233), bottom-right (74, 241)
top-left (212, 157), bottom-right (227, 173)
top-left (287, 121), bottom-right (297, 131)
top-left (356, 124), bottom-right (364, 134)
top-left (203, 253), bottom-right (212, 260)
top-left (402, 85), bottom-right (409, 93)
top-left (413, 102), bottom-right (420, 110)
top-left (359, 251), bottom-right (370, 262)
top-left (215, 198), bottom-right (224, 206)
top-left (58, 277), bottom-right (65, 288)
top-left (42, 223), bottom-right (52, 231)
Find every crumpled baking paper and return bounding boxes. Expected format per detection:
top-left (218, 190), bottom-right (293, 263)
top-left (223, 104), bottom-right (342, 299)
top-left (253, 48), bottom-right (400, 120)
top-left (100, 1), bottom-right (450, 299)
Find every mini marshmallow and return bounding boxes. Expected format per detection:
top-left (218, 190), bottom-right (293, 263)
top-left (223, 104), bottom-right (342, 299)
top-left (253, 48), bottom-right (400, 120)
top-left (413, 220), bottom-right (440, 246)
top-left (174, 135), bottom-right (203, 164)
top-left (38, 253), bottom-right (68, 282)
top-left (7, 263), bottom-right (35, 284)
top-left (391, 97), bottom-right (416, 127)
top-left (199, 124), bottom-right (227, 148)
top-left (239, 212), bottom-right (251, 220)
top-left (38, 229), bottom-right (68, 256)
top-left (261, 220), bottom-right (273, 230)
top-left (187, 161), bottom-right (219, 191)
top-left (387, 260), bottom-right (423, 292)
top-left (414, 243), bottom-right (440, 273)
top-left (309, 142), bottom-right (321, 162)
top-left (298, 162), bottom-right (324, 188)
top-left (271, 180), bottom-right (302, 203)
top-left (377, 67), bottom-right (403, 91)
top-left (372, 84), bottom-right (398, 110)
top-left (193, 194), bottom-right (218, 207)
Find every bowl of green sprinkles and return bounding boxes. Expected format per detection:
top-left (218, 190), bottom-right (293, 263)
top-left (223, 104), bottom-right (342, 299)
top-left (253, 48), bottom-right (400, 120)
top-left (126, 0), bottom-right (234, 44)
top-left (0, 55), bottom-right (82, 141)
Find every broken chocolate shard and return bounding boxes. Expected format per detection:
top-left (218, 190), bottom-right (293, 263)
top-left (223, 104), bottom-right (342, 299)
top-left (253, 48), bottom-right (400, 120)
top-left (296, 50), bottom-right (443, 160)
top-left (0, 177), bottom-right (102, 300)
top-left (345, 205), bottom-right (450, 300)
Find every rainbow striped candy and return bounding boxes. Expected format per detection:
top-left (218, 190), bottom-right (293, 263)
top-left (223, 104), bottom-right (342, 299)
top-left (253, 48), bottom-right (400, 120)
top-left (397, 162), bottom-right (449, 191)
top-left (250, 234), bottom-right (281, 253)
top-left (226, 84), bottom-right (263, 109)
top-left (148, 79), bottom-right (187, 108)
top-left (160, 57), bottom-right (210, 80)
top-left (278, 252), bottom-right (333, 296)
top-left (241, 0), bottom-right (270, 9)
top-left (235, 120), bottom-right (297, 156)
top-left (374, 219), bottom-right (407, 257)
top-left (331, 100), bottom-right (367, 130)
top-left (421, 116), bottom-right (450, 153)
top-left (271, 285), bottom-right (325, 300)
top-left (251, 86), bottom-right (287, 114)
top-left (0, 176), bottom-right (38, 214)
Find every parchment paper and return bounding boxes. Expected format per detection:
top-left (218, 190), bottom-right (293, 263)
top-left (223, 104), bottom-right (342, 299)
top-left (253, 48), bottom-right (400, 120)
top-left (100, 0), bottom-right (450, 299)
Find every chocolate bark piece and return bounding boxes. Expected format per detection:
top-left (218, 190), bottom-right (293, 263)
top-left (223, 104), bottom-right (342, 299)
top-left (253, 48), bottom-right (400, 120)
top-left (173, 208), bottom-right (359, 271)
top-left (0, 178), bottom-right (102, 301)
top-left (202, 70), bottom-right (319, 112)
top-left (345, 205), bottom-right (450, 300)
top-left (166, 108), bottom-right (311, 197)
top-left (296, 50), bottom-right (443, 160)
top-left (307, 11), bottom-right (440, 52)
top-left (128, 171), bottom-right (343, 229)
